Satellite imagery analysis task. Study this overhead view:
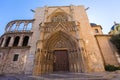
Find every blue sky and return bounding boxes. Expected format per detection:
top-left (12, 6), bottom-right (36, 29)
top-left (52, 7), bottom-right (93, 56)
top-left (0, 0), bottom-right (120, 36)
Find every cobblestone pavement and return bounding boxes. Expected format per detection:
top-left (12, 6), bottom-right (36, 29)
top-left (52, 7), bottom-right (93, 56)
top-left (0, 71), bottom-right (120, 80)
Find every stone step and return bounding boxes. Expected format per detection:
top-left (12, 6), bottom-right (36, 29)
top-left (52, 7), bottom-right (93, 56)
top-left (31, 77), bottom-right (109, 80)
top-left (30, 73), bottom-right (109, 80)
top-left (1, 72), bottom-right (120, 80)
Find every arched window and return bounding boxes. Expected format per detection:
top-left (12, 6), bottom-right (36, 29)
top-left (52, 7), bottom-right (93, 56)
top-left (5, 37), bottom-right (11, 47)
top-left (13, 36), bottom-right (20, 47)
top-left (22, 36), bottom-right (29, 46)
top-left (10, 23), bottom-right (16, 31)
top-left (18, 23), bottom-right (24, 31)
top-left (27, 23), bottom-right (32, 30)
top-left (0, 38), bottom-right (4, 47)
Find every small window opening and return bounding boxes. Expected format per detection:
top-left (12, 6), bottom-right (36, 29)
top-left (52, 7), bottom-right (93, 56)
top-left (22, 36), bottom-right (29, 46)
top-left (13, 36), bottom-right (20, 46)
top-left (5, 37), bottom-right (11, 47)
top-left (13, 54), bottom-right (19, 61)
top-left (95, 29), bottom-right (99, 33)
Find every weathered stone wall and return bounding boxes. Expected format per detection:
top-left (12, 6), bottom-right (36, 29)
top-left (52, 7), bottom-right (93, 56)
top-left (73, 6), bottom-right (104, 72)
top-left (0, 24), bottom-right (32, 74)
top-left (25, 7), bottom-right (45, 74)
top-left (0, 48), bottom-right (29, 74)
top-left (95, 35), bottom-right (119, 66)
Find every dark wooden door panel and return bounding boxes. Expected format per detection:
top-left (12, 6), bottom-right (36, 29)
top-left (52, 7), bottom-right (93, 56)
top-left (53, 50), bottom-right (69, 71)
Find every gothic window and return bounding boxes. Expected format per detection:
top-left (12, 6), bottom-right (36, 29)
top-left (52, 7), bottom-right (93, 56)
top-left (5, 37), bottom-right (11, 47)
top-left (22, 36), bottom-right (29, 46)
top-left (13, 54), bottom-right (19, 61)
top-left (13, 36), bottom-right (20, 46)
top-left (51, 13), bottom-right (68, 22)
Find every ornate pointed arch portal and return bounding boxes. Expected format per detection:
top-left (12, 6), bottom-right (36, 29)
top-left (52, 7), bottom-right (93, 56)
top-left (33, 22), bottom-right (84, 75)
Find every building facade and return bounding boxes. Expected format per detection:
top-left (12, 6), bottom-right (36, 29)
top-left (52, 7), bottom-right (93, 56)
top-left (109, 22), bottom-right (120, 34)
top-left (0, 5), bottom-right (119, 75)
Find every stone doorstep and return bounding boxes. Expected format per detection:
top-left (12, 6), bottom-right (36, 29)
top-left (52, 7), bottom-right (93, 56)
top-left (30, 77), bottom-right (109, 80)
top-left (30, 74), bottom-right (108, 80)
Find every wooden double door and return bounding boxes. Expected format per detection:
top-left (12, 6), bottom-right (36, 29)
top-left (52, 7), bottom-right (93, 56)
top-left (53, 50), bottom-right (69, 72)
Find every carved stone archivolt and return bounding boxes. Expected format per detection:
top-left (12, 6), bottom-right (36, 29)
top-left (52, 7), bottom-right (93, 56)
top-left (33, 30), bottom-right (84, 75)
top-left (43, 31), bottom-right (77, 49)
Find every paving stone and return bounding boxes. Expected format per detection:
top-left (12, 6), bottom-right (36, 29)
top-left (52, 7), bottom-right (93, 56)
top-left (0, 72), bottom-right (120, 80)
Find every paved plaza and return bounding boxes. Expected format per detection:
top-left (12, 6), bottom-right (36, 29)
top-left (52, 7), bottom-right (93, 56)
top-left (0, 71), bottom-right (120, 80)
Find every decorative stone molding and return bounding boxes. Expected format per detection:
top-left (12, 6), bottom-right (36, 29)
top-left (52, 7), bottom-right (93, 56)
top-left (40, 21), bottom-right (77, 33)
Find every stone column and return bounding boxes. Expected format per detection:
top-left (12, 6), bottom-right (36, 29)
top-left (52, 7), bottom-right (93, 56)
top-left (8, 37), bottom-right (14, 47)
top-left (1, 37), bottom-right (6, 47)
top-left (18, 35), bottom-right (23, 46)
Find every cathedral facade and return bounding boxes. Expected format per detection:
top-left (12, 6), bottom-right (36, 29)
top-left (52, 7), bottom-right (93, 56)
top-left (0, 5), bottom-right (119, 75)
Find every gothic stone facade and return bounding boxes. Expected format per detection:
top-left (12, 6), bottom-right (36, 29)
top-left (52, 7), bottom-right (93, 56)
top-left (0, 5), bottom-right (119, 75)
